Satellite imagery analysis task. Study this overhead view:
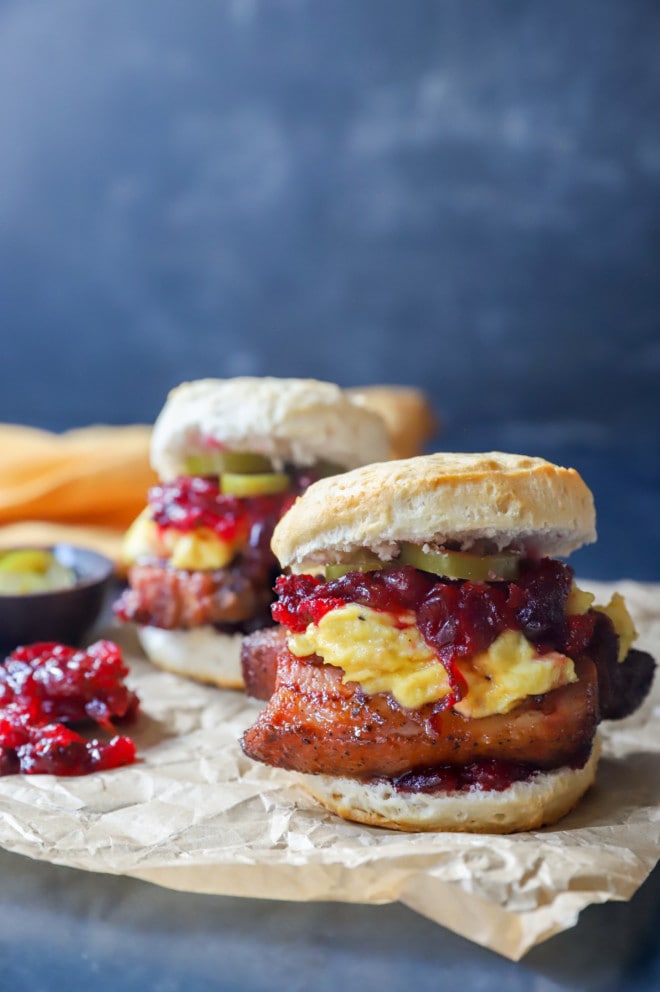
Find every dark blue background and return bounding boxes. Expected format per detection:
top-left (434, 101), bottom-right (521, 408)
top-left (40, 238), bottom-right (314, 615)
top-left (1, 0), bottom-right (659, 578)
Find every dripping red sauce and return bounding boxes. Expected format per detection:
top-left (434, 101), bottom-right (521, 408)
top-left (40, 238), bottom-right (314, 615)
top-left (272, 559), bottom-right (598, 710)
top-left (0, 641), bottom-right (139, 776)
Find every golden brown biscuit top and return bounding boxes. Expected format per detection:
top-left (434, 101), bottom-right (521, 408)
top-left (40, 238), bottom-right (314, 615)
top-left (272, 451), bottom-right (596, 566)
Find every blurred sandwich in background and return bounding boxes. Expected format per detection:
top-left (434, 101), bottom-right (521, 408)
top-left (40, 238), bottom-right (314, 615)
top-left (0, 383), bottom-right (439, 572)
top-left (347, 385), bottom-right (439, 459)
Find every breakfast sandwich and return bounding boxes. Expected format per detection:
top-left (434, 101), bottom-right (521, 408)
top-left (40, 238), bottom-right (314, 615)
top-left (113, 377), bottom-right (390, 688)
top-left (241, 452), bottom-right (655, 832)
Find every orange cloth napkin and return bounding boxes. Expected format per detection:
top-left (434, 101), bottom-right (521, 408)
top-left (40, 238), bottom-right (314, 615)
top-left (0, 424), bottom-right (157, 574)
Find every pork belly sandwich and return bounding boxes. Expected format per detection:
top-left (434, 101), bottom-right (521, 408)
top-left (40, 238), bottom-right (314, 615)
top-left (241, 452), bottom-right (655, 832)
top-left (113, 377), bottom-right (390, 688)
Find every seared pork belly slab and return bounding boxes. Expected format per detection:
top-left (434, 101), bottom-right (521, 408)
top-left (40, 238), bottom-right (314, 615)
top-left (241, 652), bottom-right (599, 779)
top-left (241, 626), bottom-right (288, 700)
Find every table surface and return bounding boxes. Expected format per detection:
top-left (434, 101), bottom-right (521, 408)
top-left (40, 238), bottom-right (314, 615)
top-left (1, 847), bottom-right (659, 991)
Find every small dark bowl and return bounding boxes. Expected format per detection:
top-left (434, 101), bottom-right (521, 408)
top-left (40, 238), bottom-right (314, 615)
top-left (0, 544), bottom-right (115, 656)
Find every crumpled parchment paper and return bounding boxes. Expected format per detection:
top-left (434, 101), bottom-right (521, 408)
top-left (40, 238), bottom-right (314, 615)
top-left (0, 580), bottom-right (658, 960)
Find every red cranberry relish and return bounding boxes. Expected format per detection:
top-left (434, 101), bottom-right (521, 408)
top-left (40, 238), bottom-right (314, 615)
top-left (148, 476), bottom-right (296, 544)
top-left (147, 469), bottom-right (326, 561)
top-left (273, 559), bottom-right (598, 709)
top-left (390, 759), bottom-right (536, 794)
top-left (386, 746), bottom-right (592, 795)
top-left (0, 641), bottom-right (139, 776)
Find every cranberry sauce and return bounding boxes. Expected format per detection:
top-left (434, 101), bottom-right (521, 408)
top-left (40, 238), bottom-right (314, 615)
top-left (148, 476), bottom-right (297, 545)
top-left (385, 745), bottom-right (593, 795)
top-left (389, 759), bottom-right (536, 794)
top-left (0, 641), bottom-right (139, 776)
top-left (272, 560), bottom-right (598, 708)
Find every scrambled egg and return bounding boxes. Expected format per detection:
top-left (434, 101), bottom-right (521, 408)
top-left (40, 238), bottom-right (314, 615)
top-left (453, 630), bottom-right (575, 719)
top-left (566, 583), bottom-right (596, 616)
top-left (597, 592), bottom-right (638, 661)
top-left (288, 584), bottom-right (637, 719)
top-left (289, 604), bottom-right (451, 709)
top-left (288, 582), bottom-right (639, 715)
top-left (287, 604), bottom-right (577, 717)
top-left (121, 507), bottom-right (238, 570)
top-left (567, 583), bottom-right (638, 662)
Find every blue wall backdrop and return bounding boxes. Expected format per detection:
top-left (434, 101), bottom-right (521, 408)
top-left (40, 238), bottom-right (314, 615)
top-left (1, 0), bottom-right (658, 578)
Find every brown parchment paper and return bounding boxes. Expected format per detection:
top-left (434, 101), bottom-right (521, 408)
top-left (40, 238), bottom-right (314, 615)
top-left (0, 580), bottom-right (658, 960)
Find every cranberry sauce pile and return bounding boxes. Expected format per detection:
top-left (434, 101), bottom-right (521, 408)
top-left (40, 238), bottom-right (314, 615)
top-left (273, 559), bottom-right (598, 710)
top-left (0, 641), bottom-right (139, 776)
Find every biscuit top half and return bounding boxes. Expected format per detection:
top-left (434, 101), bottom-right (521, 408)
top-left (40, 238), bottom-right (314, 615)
top-left (272, 451), bottom-right (597, 568)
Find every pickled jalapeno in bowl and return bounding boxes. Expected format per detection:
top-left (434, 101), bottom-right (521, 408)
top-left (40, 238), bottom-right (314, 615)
top-left (0, 548), bottom-right (77, 595)
top-left (0, 545), bottom-right (114, 653)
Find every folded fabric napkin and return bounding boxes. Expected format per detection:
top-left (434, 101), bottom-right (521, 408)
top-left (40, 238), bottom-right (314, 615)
top-left (0, 424), bottom-right (157, 574)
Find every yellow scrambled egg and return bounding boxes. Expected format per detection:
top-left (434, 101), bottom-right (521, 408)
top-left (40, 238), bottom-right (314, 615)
top-left (287, 603), bottom-right (577, 717)
top-left (288, 580), bottom-right (639, 715)
top-left (121, 507), bottom-right (238, 570)
top-left (453, 630), bottom-right (575, 719)
top-left (289, 604), bottom-right (451, 709)
top-left (598, 592), bottom-right (638, 661)
top-left (567, 583), bottom-right (638, 661)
